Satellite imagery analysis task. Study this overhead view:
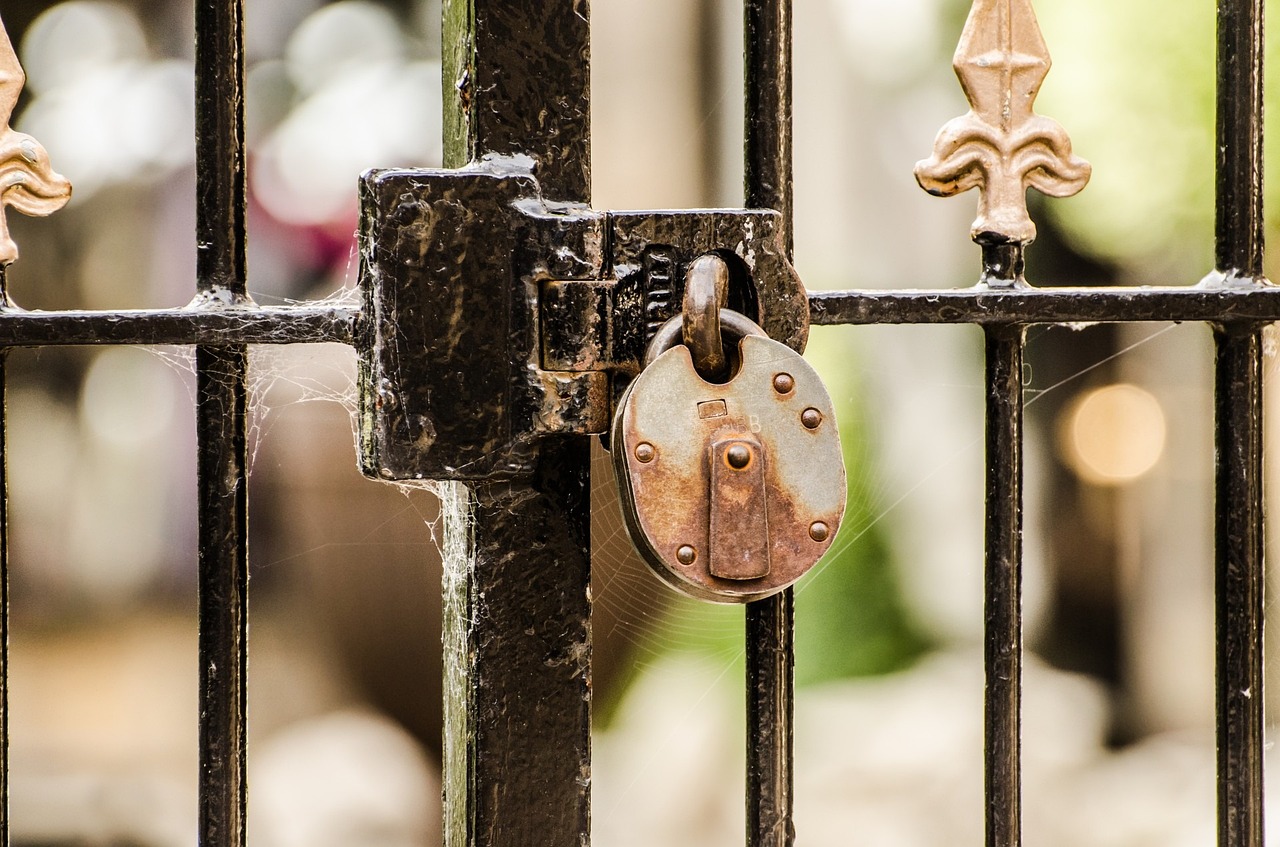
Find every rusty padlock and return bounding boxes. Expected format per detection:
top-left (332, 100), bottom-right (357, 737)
top-left (612, 293), bottom-right (846, 603)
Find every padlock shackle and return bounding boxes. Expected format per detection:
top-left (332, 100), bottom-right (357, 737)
top-left (644, 309), bottom-right (768, 372)
top-left (682, 255), bottom-right (731, 381)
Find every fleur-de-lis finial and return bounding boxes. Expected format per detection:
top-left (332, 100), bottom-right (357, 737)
top-left (0, 15), bottom-right (70, 267)
top-left (915, 0), bottom-right (1089, 248)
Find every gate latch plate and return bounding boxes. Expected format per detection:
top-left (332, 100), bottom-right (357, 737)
top-left (358, 162), bottom-right (807, 482)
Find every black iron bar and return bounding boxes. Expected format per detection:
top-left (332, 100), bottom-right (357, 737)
top-left (984, 323), bottom-right (1025, 847)
top-left (195, 345), bottom-right (248, 847)
top-left (809, 286), bottom-right (1280, 326)
top-left (746, 0), bottom-right (793, 257)
top-left (1214, 0), bottom-right (1267, 842)
top-left (745, 1), bottom-right (795, 845)
top-left (1216, 0), bottom-right (1265, 284)
top-left (6, 286), bottom-right (1280, 343)
top-left (746, 588), bottom-right (794, 846)
top-left (1214, 325), bottom-right (1265, 847)
top-left (195, 0), bottom-right (249, 844)
top-left (439, 2), bottom-right (593, 844)
top-left (0, 305), bottom-right (360, 347)
top-left (6, 287), bottom-right (1280, 344)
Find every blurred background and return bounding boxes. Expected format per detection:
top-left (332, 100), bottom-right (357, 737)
top-left (4, 0), bottom-right (1280, 844)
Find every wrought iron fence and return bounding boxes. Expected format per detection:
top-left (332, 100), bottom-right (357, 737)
top-left (0, 1), bottom-right (1274, 846)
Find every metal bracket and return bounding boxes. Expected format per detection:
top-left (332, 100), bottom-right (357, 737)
top-left (358, 160), bottom-right (807, 482)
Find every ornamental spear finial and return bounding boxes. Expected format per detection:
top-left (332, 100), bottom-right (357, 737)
top-left (915, 0), bottom-right (1089, 248)
top-left (0, 14), bottom-right (70, 267)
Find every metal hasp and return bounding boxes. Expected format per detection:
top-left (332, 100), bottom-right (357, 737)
top-left (357, 174), bottom-right (807, 480)
top-left (354, 2), bottom-right (806, 846)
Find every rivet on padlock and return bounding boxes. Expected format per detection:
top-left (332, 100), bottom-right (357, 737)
top-left (611, 255), bottom-right (847, 603)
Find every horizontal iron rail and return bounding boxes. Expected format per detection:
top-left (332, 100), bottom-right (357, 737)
top-left (809, 285), bottom-right (1280, 325)
top-left (5, 284), bottom-right (1278, 347)
top-left (0, 305), bottom-right (361, 347)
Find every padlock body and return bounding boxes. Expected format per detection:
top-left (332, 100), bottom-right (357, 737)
top-left (613, 335), bottom-right (846, 603)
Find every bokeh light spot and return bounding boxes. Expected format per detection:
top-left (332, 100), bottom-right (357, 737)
top-left (1060, 383), bottom-right (1167, 486)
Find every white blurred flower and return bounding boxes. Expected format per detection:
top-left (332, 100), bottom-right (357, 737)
top-left (17, 2), bottom-right (194, 200)
top-left (253, 58), bottom-right (442, 226)
top-left (250, 1), bottom-right (442, 227)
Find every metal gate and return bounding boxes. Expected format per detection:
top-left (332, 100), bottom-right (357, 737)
top-left (0, 0), bottom-right (1273, 846)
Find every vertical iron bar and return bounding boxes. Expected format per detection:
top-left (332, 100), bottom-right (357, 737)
top-left (745, 2), bottom-right (795, 846)
top-left (745, 0), bottom-right (793, 256)
top-left (1216, 0), bottom-right (1265, 282)
top-left (984, 323), bottom-right (1024, 847)
top-left (195, 0), bottom-right (248, 844)
top-left (443, 0), bottom-right (591, 204)
top-left (1215, 0), bottom-right (1266, 844)
top-left (1214, 326), bottom-right (1265, 847)
top-left (746, 589), bottom-right (794, 847)
top-left (440, 2), bottom-right (592, 845)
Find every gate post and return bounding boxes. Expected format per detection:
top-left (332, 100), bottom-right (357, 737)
top-left (439, 2), bottom-right (592, 845)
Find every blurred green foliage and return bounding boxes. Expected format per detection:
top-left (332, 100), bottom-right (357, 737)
top-left (1035, 0), bottom-right (1280, 278)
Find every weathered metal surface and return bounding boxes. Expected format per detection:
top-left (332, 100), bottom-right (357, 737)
top-left (444, 448), bottom-right (593, 847)
top-left (984, 324), bottom-right (1025, 847)
top-left (708, 435), bottom-right (771, 580)
top-left (194, 0), bottom-right (249, 843)
top-left (444, 0), bottom-right (591, 207)
top-left (745, 0), bottom-right (797, 840)
top-left (682, 254), bottom-right (731, 381)
top-left (609, 209), bottom-right (805, 371)
top-left (541, 279), bottom-right (612, 372)
top-left (534, 369), bottom-right (609, 435)
top-left (1215, 0), bottom-right (1266, 284)
top-left (437, 3), bottom-right (594, 847)
top-left (613, 324), bottom-right (844, 603)
top-left (358, 165), bottom-right (604, 481)
top-left (915, 0), bottom-right (1089, 249)
top-left (0, 305), bottom-right (360, 347)
top-left (641, 308), bottom-right (768, 369)
top-left (195, 345), bottom-right (248, 847)
top-left (359, 164), bottom-right (807, 480)
top-left (0, 14), bottom-right (70, 268)
top-left (12, 283), bottom-right (1280, 349)
top-left (0, 1), bottom-right (1263, 846)
top-left (1215, 325), bottom-right (1266, 847)
top-left (808, 284), bottom-right (1280, 325)
top-left (1214, 0), bottom-right (1267, 842)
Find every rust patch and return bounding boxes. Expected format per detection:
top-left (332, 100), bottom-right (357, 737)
top-left (534, 370), bottom-right (608, 434)
top-left (612, 329), bottom-right (846, 603)
top-left (708, 436), bottom-right (770, 580)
